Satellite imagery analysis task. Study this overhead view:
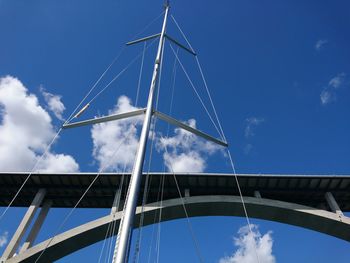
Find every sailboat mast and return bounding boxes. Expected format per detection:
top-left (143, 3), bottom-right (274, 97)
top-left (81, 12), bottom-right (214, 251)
top-left (112, 4), bottom-right (170, 263)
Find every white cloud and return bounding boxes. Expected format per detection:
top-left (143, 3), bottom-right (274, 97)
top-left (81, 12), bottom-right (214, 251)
top-left (244, 144), bottom-right (253, 155)
top-left (320, 73), bottom-right (346, 105)
top-left (164, 151), bottom-right (205, 173)
top-left (37, 153), bottom-right (79, 173)
top-left (157, 119), bottom-right (221, 173)
top-left (245, 117), bottom-right (264, 138)
top-left (91, 95), bottom-right (143, 172)
top-left (320, 89), bottom-right (334, 105)
top-left (219, 224), bottom-right (275, 263)
top-left (40, 87), bottom-right (66, 121)
top-left (91, 98), bottom-right (221, 173)
top-left (0, 76), bottom-right (79, 172)
top-left (0, 231), bottom-right (8, 248)
top-left (315, 39), bottom-right (328, 51)
top-left (328, 73), bottom-right (345, 89)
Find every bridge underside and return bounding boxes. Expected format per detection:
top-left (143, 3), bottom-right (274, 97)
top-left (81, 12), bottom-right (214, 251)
top-left (1, 173), bottom-right (350, 262)
top-left (1, 172), bottom-right (350, 210)
top-left (6, 195), bottom-right (350, 263)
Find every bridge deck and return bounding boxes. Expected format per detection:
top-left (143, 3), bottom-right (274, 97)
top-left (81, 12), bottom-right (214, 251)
top-left (0, 173), bottom-right (349, 211)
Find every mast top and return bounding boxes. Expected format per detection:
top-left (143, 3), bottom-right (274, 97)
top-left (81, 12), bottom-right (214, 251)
top-left (164, 0), bottom-right (170, 9)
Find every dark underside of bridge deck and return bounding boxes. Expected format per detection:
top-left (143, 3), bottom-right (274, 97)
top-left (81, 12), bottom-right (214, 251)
top-left (0, 173), bottom-right (349, 212)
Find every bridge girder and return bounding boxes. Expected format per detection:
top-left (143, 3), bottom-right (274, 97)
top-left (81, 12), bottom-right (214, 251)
top-left (6, 195), bottom-right (350, 263)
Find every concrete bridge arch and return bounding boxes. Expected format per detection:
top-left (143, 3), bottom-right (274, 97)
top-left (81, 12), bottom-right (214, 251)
top-left (6, 195), bottom-right (350, 263)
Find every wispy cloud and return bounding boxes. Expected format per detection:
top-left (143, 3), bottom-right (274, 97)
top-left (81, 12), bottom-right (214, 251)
top-left (320, 73), bottom-right (346, 105)
top-left (91, 95), bottom-right (143, 172)
top-left (0, 76), bottom-right (79, 172)
top-left (40, 86), bottom-right (66, 121)
top-left (320, 89), bottom-right (334, 105)
top-left (243, 117), bottom-right (264, 155)
top-left (315, 39), bottom-right (328, 51)
top-left (219, 225), bottom-right (275, 263)
top-left (245, 118), bottom-right (264, 138)
top-left (0, 231), bottom-right (9, 248)
top-left (157, 119), bottom-right (221, 173)
top-left (329, 73), bottom-right (346, 89)
top-left (244, 144), bottom-right (253, 155)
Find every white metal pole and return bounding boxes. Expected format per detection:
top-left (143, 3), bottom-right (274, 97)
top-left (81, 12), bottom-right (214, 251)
top-left (112, 4), bottom-right (170, 263)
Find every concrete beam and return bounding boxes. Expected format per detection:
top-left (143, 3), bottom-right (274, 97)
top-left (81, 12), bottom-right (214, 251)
top-left (1, 189), bottom-right (46, 261)
top-left (325, 192), bottom-right (343, 217)
top-left (254, 191), bottom-right (261, 198)
top-left (7, 195), bottom-right (350, 263)
top-left (19, 200), bottom-right (52, 253)
top-left (111, 188), bottom-right (122, 215)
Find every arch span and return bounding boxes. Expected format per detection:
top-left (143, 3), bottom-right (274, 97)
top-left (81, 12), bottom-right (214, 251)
top-left (7, 195), bottom-right (350, 263)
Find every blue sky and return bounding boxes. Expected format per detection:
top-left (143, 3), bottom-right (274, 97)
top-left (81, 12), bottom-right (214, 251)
top-left (0, 0), bottom-right (350, 262)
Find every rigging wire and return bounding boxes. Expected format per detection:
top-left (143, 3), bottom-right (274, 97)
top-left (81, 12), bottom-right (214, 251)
top-left (114, 32), bottom-right (167, 263)
top-left (0, 12), bottom-right (164, 223)
top-left (195, 57), bottom-right (226, 141)
top-left (68, 47), bottom-right (127, 121)
top-left (98, 221), bottom-right (113, 263)
top-left (71, 11), bottom-right (164, 120)
top-left (155, 39), bottom-right (166, 110)
top-left (135, 42), bottom-right (147, 107)
top-left (129, 55), bottom-right (152, 260)
top-left (0, 45), bottom-right (132, 221)
top-left (147, 48), bottom-right (179, 263)
top-left (170, 15), bottom-right (195, 54)
top-left (170, 15), bottom-right (260, 262)
top-left (226, 149), bottom-right (260, 263)
top-left (133, 39), bottom-right (166, 263)
top-left (161, 142), bottom-right (205, 263)
top-left (148, 44), bottom-right (167, 263)
top-left (108, 37), bottom-right (150, 261)
top-left (33, 124), bottom-right (140, 263)
top-left (0, 129), bottom-right (61, 223)
top-left (168, 47), bottom-right (179, 121)
top-left (0, 49), bottom-right (125, 222)
top-left (0, 43), bottom-right (151, 224)
top-left (132, 117), bottom-right (157, 263)
top-left (131, 11), bottom-right (165, 42)
top-left (4, 11), bottom-right (260, 263)
top-left (168, 43), bottom-right (224, 141)
top-left (1, 39), bottom-right (153, 231)
top-left (145, 103), bottom-right (169, 263)
top-left (158, 93), bottom-right (204, 263)
top-left (159, 71), bottom-right (205, 261)
top-left (106, 166), bottom-right (128, 263)
top-left (149, 46), bottom-right (205, 263)
top-left (153, 46), bottom-right (179, 263)
top-left (89, 13), bottom-right (165, 259)
top-left (98, 165), bottom-right (127, 263)
top-left (155, 174), bottom-right (165, 263)
top-left (86, 38), bottom-right (157, 107)
top-left (77, 11), bottom-right (164, 118)
top-left (98, 40), bottom-right (148, 261)
top-left (170, 14), bottom-right (226, 141)
top-left (146, 171), bottom-right (165, 263)
top-left (144, 52), bottom-right (171, 261)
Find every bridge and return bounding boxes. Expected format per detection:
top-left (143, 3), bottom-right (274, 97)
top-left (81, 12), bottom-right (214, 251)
top-left (1, 172), bottom-right (349, 262)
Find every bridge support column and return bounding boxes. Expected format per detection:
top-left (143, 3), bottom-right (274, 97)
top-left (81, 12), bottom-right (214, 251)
top-left (325, 192), bottom-right (343, 217)
top-left (254, 191), bottom-right (261, 198)
top-left (1, 189), bottom-right (46, 261)
top-left (111, 188), bottom-right (123, 215)
top-left (19, 200), bottom-right (52, 253)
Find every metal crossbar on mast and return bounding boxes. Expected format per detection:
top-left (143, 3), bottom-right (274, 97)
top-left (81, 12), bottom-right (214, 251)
top-left (112, 4), bottom-right (170, 263)
top-left (58, 2), bottom-right (225, 261)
